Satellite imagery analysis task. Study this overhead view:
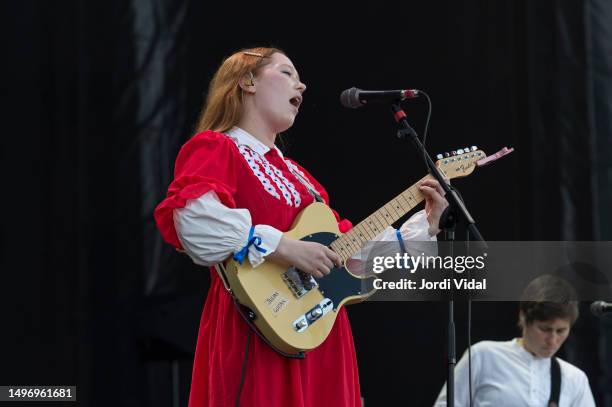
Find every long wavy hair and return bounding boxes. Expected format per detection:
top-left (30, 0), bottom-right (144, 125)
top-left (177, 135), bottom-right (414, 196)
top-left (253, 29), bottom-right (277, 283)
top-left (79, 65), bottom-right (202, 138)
top-left (195, 47), bottom-right (284, 134)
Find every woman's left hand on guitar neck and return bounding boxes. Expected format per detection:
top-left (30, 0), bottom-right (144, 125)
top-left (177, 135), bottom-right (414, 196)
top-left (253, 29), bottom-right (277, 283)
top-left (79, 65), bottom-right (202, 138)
top-left (418, 178), bottom-right (449, 236)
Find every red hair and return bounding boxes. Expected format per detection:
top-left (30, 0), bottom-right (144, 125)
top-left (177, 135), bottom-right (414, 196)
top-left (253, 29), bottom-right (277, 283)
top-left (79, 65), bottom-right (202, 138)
top-left (196, 47), bottom-right (284, 133)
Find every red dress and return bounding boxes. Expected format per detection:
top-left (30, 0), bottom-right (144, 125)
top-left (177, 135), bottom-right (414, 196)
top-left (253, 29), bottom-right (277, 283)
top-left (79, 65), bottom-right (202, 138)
top-left (155, 130), bottom-right (361, 407)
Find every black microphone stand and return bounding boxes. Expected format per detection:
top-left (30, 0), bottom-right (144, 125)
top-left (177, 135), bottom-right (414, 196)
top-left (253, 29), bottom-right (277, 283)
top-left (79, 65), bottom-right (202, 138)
top-left (390, 102), bottom-right (487, 407)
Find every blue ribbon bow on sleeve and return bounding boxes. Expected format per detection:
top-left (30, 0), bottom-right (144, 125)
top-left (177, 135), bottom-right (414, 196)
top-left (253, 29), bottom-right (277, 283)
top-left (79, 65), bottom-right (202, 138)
top-left (233, 226), bottom-right (268, 264)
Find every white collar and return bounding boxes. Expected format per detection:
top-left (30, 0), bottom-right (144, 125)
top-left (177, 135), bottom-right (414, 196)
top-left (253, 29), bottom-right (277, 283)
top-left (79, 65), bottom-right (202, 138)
top-left (226, 127), bottom-right (284, 158)
top-left (512, 338), bottom-right (551, 363)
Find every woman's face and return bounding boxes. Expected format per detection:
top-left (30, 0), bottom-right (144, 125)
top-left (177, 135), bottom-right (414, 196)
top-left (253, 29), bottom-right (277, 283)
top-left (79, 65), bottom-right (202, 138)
top-left (250, 52), bottom-right (306, 133)
top-left (522, 317), bottom-right (571, 358)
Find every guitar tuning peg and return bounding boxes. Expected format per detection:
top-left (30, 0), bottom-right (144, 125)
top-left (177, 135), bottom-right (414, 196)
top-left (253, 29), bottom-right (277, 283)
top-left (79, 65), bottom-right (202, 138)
top-left (471, 146), bottom-right (477, 151)
top-left (436, 154), bottom-right (444, 160)
top-left (444, 152), bottom-right (450, 158)
top-left (457, 148), bottom-right (464, 154)
top-left (451, 151), bottom-right (457, 156)
top-left (464, 147), bottom-right (470, 153)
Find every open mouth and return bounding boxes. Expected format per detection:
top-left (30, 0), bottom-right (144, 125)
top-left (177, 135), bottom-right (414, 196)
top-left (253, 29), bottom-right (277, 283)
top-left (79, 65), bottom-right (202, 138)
top-left (289, 96), bottom-right (302, 109)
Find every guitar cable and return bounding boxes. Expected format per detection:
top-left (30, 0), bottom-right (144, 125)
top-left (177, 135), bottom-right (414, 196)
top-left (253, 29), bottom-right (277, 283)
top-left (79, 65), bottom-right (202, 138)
top-left (232, 299), bottom-right (306, 405)
top-left (235, 329), bottom-right (252, 407)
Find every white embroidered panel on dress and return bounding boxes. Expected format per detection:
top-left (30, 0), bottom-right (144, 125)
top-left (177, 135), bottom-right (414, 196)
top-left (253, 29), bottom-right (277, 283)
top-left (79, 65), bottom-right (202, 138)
top-left (235, 145), bottom-right (282, 201)
top-left (232, 142), bottom-right (301, 207)
top-left (250, 153), bottom-right (302, 207)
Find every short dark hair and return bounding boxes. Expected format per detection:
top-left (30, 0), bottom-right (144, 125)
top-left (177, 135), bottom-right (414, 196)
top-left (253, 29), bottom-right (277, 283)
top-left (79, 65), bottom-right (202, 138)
top-left (518, 275), bottom-right (579, 327)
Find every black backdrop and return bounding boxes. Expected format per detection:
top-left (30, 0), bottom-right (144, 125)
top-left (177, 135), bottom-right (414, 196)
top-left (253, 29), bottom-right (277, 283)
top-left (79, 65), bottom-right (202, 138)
top-left (2, 0), bottom-right (611, 406)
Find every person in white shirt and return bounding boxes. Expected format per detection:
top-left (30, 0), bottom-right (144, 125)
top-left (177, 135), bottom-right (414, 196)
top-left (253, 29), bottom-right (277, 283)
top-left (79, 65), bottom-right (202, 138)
top-left (434, 275), bottom-right (596, 407)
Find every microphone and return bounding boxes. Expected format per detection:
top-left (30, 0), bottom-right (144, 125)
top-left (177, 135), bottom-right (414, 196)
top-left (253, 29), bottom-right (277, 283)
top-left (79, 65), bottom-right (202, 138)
top-left (340, 87), bottom-right (419, 108)
top-left (590, 301), bottom-right (612, 317)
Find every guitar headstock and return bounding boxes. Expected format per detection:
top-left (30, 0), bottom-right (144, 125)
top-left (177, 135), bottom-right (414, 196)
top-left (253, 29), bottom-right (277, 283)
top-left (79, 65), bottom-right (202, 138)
top-left (435, 146), bottom-right (486, 179)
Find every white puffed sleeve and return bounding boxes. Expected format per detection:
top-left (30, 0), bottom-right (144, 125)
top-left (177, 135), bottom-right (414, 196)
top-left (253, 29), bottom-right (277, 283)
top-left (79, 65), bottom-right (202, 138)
top-left (173, 191), bottom-right (282, 267)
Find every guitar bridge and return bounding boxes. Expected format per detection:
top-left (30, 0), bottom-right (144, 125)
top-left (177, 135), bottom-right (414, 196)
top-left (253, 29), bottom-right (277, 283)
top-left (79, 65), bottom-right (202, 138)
top-left (282, 267), bottom-right (318, 298)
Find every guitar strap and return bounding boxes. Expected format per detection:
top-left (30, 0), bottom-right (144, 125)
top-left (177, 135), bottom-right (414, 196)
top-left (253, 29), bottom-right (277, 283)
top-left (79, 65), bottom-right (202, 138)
top-left (286, 164), bottom-right (324, 203)
top-left (548, 357), bottom-right (561, 407)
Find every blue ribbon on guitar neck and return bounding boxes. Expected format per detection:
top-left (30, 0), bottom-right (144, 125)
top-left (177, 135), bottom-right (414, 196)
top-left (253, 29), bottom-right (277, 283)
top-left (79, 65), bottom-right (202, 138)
top-left (233, 226), bottom-right (267, 264)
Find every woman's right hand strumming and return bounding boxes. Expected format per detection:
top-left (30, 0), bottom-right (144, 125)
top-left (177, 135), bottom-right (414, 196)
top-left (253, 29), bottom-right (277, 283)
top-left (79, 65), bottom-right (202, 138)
top-left (267, 237), bottom-right (343, 278)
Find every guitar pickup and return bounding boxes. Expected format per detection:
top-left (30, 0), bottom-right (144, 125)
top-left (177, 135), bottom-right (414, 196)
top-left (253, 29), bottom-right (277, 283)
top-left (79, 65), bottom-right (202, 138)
top-left (283, 267), bottom-right (319, 298)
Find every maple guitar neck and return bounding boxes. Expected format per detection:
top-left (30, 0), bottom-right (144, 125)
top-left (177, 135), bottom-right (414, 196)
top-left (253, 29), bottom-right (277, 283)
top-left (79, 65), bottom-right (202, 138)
top-left (329, 146), bottom-right (496, 262)
top-left (330, 174), bottom-right (433, 262)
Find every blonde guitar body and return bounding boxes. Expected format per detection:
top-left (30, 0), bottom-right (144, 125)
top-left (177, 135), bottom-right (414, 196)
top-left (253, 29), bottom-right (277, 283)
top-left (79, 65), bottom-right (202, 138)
top-left (223, 202), bottom-right (375, 355)
top-left (218, 148), bottom-right (489, 355)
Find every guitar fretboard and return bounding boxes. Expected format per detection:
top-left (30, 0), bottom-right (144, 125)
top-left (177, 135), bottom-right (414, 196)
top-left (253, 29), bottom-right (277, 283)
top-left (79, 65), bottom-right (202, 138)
top-left (330, 174), bottom-right (433, 261)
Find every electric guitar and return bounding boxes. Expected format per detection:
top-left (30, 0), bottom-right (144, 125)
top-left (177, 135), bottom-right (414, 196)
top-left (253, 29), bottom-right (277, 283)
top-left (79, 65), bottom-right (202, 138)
top-left (215, 147), bottom-right (502, 354)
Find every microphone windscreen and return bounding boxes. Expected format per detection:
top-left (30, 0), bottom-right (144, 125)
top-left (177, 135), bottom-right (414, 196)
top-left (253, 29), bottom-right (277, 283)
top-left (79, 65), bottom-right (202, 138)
top-left (590, 301), bottom-right (612, 317)
top-left (340, 87), bottom-right (361, 109)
